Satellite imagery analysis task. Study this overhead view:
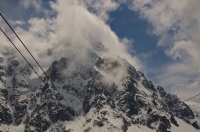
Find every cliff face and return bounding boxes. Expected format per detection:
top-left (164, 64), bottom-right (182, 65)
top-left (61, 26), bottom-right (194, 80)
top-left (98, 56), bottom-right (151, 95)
top-left (0, 51), bottom-right (199, 132)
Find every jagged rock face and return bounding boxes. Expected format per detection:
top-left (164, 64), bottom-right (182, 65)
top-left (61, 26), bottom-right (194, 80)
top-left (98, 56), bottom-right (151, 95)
top-left (47, 57), bottom-right (68, 82)
top-left (7, 59), bottom-right (31, 125)
top-left (83, 77), bottom-right (116, 114)
top-left (24, 81), bottom-right (76, 132)
top-left (0, 87), bottom-right (12, 125)
top-left (0, 53), bottom-right (199, 132)
top-left (0, 58), bottom-right (12, 125)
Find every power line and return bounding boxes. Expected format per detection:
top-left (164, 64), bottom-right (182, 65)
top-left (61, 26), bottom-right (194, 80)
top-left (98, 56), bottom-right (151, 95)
top-left (0, 28), bottom-right (44, 82)
top-left (0, 13), bottom-right (48, 77)
top-left (0, 14), bottom-right (85, 130)
top-left (184, 94), bottom-right (200, 102)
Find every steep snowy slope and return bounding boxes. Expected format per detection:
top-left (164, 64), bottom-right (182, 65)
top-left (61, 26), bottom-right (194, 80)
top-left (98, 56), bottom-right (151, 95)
top-left (0, 49), bottom-right (199, 132)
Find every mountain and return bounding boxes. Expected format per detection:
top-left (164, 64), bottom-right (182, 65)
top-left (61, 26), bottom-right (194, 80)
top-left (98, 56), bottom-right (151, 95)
top-left (0, 49), bottom-right (199, 132)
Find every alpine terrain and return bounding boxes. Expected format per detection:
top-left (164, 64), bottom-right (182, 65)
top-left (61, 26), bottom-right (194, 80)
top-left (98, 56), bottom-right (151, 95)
top-left (0, 47), bottom-right (199, 132)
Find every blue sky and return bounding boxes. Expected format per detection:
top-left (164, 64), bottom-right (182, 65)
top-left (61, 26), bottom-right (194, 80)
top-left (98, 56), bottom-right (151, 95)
top-left (0, 0), bottom-right (200, 102)
top-left (108, 4), bottom-right (173, 73)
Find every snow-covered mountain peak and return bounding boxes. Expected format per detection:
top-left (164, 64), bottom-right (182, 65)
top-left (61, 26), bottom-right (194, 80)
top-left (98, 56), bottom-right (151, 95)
top-left (0, 51), bottom-right (199, 132)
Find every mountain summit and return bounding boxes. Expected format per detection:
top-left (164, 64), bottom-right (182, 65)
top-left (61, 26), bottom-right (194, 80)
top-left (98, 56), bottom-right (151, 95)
top-left (0, 49), bottom-right (199, 132)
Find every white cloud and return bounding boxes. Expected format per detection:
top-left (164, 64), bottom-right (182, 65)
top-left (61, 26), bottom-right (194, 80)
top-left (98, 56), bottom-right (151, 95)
top-left (155, 61), bottom-right (200, 102)
top-left (9, 20), bottom-right (26, 26)
top-left (165, 40), bottom-right (194, 61)
top-left (81, 0), bottom-right (119, 21)
top-left (129, 0), bottom-right (200, 102)
top-left (20, 0), bottom-right (42, 11)
top-left (130, 0), bottom-right (188, 35)
top-left (0, 0), bottom-right (142, 87)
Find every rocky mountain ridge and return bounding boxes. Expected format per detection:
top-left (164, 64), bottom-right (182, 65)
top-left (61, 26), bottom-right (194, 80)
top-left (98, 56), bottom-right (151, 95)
top-left (0, 50), bottom-right (199, 132)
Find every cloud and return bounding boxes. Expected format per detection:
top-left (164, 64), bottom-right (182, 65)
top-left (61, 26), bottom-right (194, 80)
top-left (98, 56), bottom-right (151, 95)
top-left (155, 61), bottom-right (200, 102)
top-left (81, 0), bottom-right (119, 21)
top-left (165, 40), bottom-right (194, 61)
top-left (20, 0), bottom-right (42, 11)
top-left (0, 0), bottom-right (142, 86)
top-left (129, 0), bottom-right (200, 102)
top-left (9, 20), bottom-right (26, 26)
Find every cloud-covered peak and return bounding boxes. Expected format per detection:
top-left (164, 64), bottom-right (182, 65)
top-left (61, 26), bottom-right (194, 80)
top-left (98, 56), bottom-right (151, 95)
top-left (0, 0), bottom-right (141, 81)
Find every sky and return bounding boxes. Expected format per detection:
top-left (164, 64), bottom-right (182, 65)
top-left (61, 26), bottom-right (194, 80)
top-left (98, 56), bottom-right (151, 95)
top-left (0, 0), bottom-right (200, 102)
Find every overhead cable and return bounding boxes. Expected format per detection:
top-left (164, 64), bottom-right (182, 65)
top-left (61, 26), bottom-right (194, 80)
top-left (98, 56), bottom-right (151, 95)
top-left (184, 94), bottom-right (200, 102)
top-left (0, 28), bottom-right (44, 82)
top-left (0, 13), bottom-right (48, 77)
